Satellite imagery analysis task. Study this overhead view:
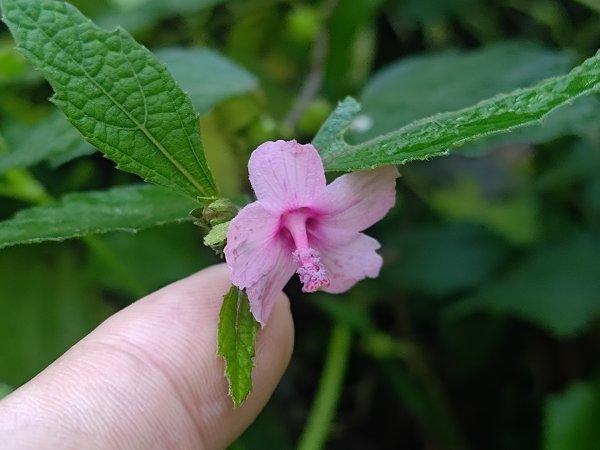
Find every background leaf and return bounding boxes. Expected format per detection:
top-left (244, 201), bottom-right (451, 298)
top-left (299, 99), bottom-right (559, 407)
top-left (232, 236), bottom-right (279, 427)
top-left (217, 285), bottom-right (260, 408)
top-left (0, 184), bottom-right (197, 249)
top-left (1, 0), bottom-right (218, 198)
top-left (446, 234), bottom-right (600, 338)
top-left (0, 110), bottom-right (93, 175)
top-left (543, 380), bottom-right (600, 450)
top-left (154, 48), bottom-right (257, 115)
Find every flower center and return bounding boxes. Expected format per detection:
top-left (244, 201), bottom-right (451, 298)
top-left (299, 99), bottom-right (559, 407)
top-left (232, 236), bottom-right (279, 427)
top-left (282, 210), bottom-right (330, 293)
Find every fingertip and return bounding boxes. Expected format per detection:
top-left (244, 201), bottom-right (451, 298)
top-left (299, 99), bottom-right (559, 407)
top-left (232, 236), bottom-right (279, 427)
top-left (0, 264), bottom-right (295, 450)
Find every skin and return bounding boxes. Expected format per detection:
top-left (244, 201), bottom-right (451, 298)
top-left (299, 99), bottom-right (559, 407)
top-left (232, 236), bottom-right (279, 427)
top-left (0, 264), bottom-right (294, 450)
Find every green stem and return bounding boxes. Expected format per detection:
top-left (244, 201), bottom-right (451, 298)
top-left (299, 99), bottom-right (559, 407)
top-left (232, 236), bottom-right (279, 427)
top-left (297, 323), bottom-right (352, 450)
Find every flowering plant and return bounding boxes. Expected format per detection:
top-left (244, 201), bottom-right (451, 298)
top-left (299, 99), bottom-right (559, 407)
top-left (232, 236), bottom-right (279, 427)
top-left (1, 2), bottom-right (600, 442)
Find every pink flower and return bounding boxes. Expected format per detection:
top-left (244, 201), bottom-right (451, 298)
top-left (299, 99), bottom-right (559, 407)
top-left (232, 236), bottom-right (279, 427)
top-left (224, 140), bottom-right (399, 325)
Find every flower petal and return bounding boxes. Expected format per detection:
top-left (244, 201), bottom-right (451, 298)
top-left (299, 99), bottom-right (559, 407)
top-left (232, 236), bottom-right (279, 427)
top-left (248, 140), bottom-right (326, 214)
top-left (314, 166), bottom-right (399, 233)
top-left (224, 202), bottom-right (283, 289)
top-left (317, 233), bottom-right (383, 293)
top-left (246, 243), bottom-right (296, 326)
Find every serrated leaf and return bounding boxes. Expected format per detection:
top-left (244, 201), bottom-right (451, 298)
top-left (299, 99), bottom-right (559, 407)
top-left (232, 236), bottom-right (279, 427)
top-left (315, 49), bottom-right (600, 172)
top-left (217, 285), bottom-right (260, 408)
top-left (0, 48), bottom-right (257, 174)
top-left (0, 184), bottom-right (198, 249)
top-left (1, 0), bottom-right (218, 199)
top-left (350, 43), bottom-right (600, 147)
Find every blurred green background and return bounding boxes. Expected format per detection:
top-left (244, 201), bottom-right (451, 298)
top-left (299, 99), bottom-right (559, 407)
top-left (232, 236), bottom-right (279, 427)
top-left (1, 0), bottom-right (600, 449)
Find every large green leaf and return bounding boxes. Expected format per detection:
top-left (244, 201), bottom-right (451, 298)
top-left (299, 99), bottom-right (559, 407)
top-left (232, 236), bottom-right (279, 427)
top-left (217, 285), bottom-right (260, 408)
top-left (0, 48), bottom-right (257, 174)
top-left (315, 48), bottom-right (600, 172)
top-left (0, 245), bottom-right (111, 386)
top-left (0, 184), bottom-right (197, 249)
top-left (350, 43), bottom-right (600, 145)
top-left (446, 234), bottom-right (600, 338)
top-left (154, 48), bottom-right (257, 115)
top-left (543, 380), bottom-right (600, 450)
top-left (1, 0), bottom-right (218, 198)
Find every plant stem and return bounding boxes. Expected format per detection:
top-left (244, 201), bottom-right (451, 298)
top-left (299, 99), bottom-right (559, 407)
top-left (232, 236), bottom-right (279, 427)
top-left (297, 322), bottom-right (352, 450)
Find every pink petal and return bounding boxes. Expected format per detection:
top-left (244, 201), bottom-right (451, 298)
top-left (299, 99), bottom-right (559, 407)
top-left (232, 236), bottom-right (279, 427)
top-left (224, 202), bottom-right (283, 289)
top-left (317, 233), bottom-right (383, 294)
top-left (314, 166), bottom-right (399, 233)
top-left (248, 140), bottom-right (326, 214)
top-left (246, 243), bottom-right (296, 326)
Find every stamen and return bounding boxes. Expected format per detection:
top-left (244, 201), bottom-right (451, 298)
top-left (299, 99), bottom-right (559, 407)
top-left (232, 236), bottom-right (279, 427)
top-left (293, 247), bottom-right (330, 292)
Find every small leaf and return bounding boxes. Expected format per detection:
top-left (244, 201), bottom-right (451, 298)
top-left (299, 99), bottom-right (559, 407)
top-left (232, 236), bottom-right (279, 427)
top-left (316, 48), bottom-right (600, 172)
top-left (217, 285), bottom-right (260, 408)
top-left (1, 0), bottom-right (218, 198)
top-left (0, 184), bottom-right (198, 249)
top-left (203, 220), bottom-right (231, 247)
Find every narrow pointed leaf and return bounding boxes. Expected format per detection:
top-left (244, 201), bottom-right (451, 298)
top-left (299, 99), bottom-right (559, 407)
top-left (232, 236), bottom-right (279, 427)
top-left (217, 285), bottom-right (260, 408)
top-left (1, 0), bottom-right (218, 198)
top-left (316, 49), bottom-right (600, 172)
top-left (0, 184), bottom-right (197, 249)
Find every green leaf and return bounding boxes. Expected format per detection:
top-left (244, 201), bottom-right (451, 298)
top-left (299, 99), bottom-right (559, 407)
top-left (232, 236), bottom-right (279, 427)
top-left (382, 224), bottom-right (508, 297)
top-left (1, 0), bottom-right (218, 199)
top-left (350, 43), bottom-right (600, 147)
top-left (0, 110), bottom-right (93, 175)
top-left (217, 285), bottom-right (260, 408)
top-left (446, 234), bottom-right (600, 338)
top-left (316, 48), bottom-right (600, 172)
top-left (0, 48), bottom-right (257, 174)
top-left (543, 380), bottom-right (600, 450)
top-left (154, 48), bottom-right (258, 115)
top-left (0, 184), bottom-right (198, 249)
top-left (203, 220), bottom-right (231, 247)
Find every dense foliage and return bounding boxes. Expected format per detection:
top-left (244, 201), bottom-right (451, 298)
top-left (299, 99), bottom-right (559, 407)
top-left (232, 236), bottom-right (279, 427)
top-left (1, 0), bottom-right (600, 449)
